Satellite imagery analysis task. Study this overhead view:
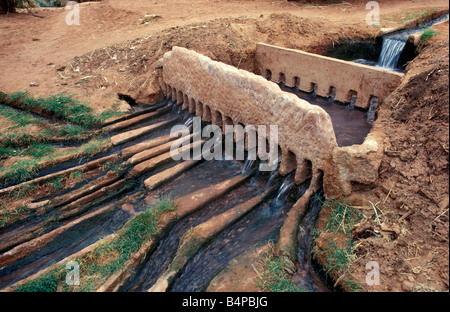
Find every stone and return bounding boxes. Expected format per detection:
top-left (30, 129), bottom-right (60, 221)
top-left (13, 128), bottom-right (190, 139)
top-left (401, 280), bottom-right (415, 292)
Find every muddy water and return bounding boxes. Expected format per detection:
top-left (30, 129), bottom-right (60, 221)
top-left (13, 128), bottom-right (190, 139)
top-left (169, 174), bottom-right (326, 292)
top-left (124, 159), bottom-right (248, 292)
top-left (0, 203), bottom-right (135, 289)
top-left (125, 160), bottom-right (329, 292)
top-left (0, 96), bottom-right (332, 292)
top-left (294, 190), bottom-right (330, 292)
top-left (278, 84), bottom-right (372, 147)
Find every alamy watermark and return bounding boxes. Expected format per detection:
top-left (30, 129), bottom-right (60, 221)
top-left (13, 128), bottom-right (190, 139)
top-left (65, 260), bottom-right (80, 286)
top-left (65, 1), bottom-right (80, 26)
top-left (365, 261), bottom-right (380, 286)
top-left (169, 117), bottom-right (279, 172)
top-left (366, 1), bottom-right (380, 26)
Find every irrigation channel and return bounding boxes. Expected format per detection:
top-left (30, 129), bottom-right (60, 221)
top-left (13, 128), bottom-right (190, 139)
top-left (0, 91), bottom-right (370, 292)
top-left (353, 13), bottom-right (449, 72)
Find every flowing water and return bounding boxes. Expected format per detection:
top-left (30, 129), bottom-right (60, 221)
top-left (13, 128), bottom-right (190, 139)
top-left (0, 96), bottom-right (336, 292)
top-left (354, 14), bottom-right (449, 71)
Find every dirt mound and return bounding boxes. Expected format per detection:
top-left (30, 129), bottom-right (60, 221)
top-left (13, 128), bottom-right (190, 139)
top-left (54, 13), bottom-right (339, 109)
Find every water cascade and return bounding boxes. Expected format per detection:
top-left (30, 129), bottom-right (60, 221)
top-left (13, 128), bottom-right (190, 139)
top-left (347, 94), bottom-right (357, 112)
top-left (377, 35), bottom-right (408, 70)
top-left (377, 14), bottom-right (449, 71)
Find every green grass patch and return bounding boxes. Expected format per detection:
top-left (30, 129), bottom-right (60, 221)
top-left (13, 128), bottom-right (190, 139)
top-left (45, 176), bottom-right (64, 191)
top-left (311, 198), bottom-right (365, 292)
top-left (257, 244), bottom-right (306, 292)
top-left (6, 91), bottom-right (98, 128)
top-left (0, 104), bottom-right (89, 150)
top-left (0, 204), bottom-right (32, 229)
top-left (76, 138), bottom-right (108, 157)
top-left (322, 198), bottom-right (364, 235)
top-left (24, 143), bottom-right (55, 159)
top-left (0, 158), bottom-right (39, 186)
top-left (420, 29), bottom-right (439, 42)
top-left (14, 197), bottom-right (175, 292)
top-left (1, 91), bottom-right (124, 129)
top-left (0, 137), bottom-right (110, 186)
top-left (69, 170), bottom-right (84, 180)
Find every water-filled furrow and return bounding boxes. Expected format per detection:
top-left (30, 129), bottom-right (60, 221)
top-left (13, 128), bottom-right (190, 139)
top-left (150, 159), bottom-right (242, 201)
top-left (0, 91), bottom-right (336, 292)
top-left (169, 174), bottom-right (306, 292)
top-left (294, 190), bottom-right (329, 292)
top-left (124, 161), bottom-right (256, 292)
top-left (110, 118), bottom-right (181, 154)
top-left (0, 205), bottom-right (133, 289)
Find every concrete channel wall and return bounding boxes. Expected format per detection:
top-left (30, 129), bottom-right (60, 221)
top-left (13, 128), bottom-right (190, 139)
top-left (255, 43), bottom-right (403, 110)
top-left (157, 46), bottom-right (393, 197)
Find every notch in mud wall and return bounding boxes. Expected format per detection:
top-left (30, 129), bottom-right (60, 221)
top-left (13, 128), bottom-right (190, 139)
top-left (328, 86), bottom-right (336, 103)
top-left (293, 76), bottom-right (300, 89)
top-left (278, 72), bottom-right (286, 84)
top-left (294, 159), bottom-right (312, 185)
top-left (223, 116), bottom-right (234, 134)
top-left (196, 101), bottom-right (203, 119)
top-left (183, 94), bottom-right (189, 110)
top-left (177, 91), bottom-right (184, 105)
top-left (171, 88), bottom-right (177, 102)
top-left (279, 149), bottom-right (297, 176)
top-left (347, 90), bottom-right (358, 111)
top-left (189, 98), bottom-right (196, 114)
top-left (310, 82), bottom-right (318, 98)
top-left (265, 69), bottom-right (272, 80)
top-left (212, 110), bottom-right (223, 127)
top-left (203, 104), bottom-right (212, 122)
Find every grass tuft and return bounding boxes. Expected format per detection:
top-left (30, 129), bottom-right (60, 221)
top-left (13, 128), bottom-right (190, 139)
top-left (420, 29), bottom-right (439, 42)
top-left (311, 197), bottom-right (365, 292)
top-left (257, 244), bottom-right (306, 292)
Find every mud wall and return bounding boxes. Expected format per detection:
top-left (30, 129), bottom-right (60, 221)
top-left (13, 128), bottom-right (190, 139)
top-left (255, 43), bottom-right (403, 109)
top-left (157, 46), bottom-right (389, 197)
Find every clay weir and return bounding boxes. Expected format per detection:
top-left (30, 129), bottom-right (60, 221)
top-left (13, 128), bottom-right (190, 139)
top-left (157, 46), bottom-right (403, 197)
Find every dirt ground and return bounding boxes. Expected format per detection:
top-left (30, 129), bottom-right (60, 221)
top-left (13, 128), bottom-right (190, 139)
top-left (0, 0), bottom-right (449, 292)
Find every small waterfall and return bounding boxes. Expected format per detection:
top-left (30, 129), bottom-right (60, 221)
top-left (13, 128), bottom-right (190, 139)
top-left (367, 96), bottom-right (379, 125)
top-left (309, 84), bottom-right (318, 100)
top-left (183, 116), bottom-right (194, 128)
top-left (327, 87), bottom-right (336, 105)
top-left (169, 101), bottom-right (178, 112)
top-left (376, 14), bottom-right (449, 71)
top-left (346, 94), bottom-right (357, 111)
top-left (266, 170), bottom-right (279, 189)
top-left (294, 192), bottom-right (326, 292)
top-left (377, 36), bottom-right (407, 70)
top-left (274, 180), bottom-right (292, 203)
top-left (242, 158), bottom-right (256, 174)
top-left (176, 105), bottom-right (183, 115)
